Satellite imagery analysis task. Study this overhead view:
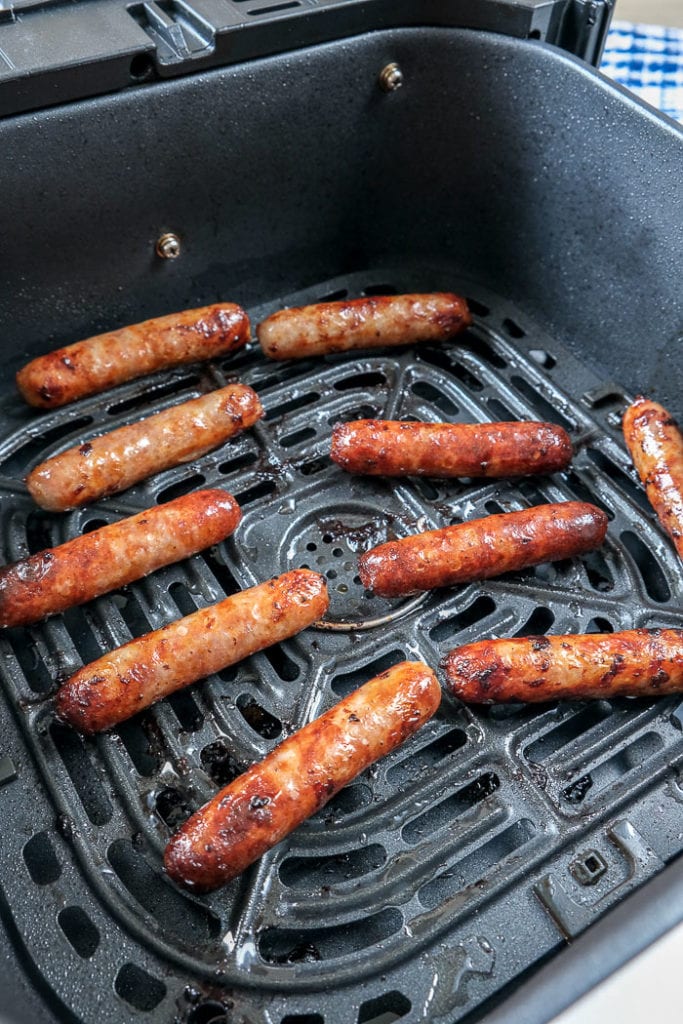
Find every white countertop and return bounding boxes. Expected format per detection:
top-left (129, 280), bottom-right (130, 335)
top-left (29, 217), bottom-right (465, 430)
top-left (552, 921), bottom-right (683, 1024)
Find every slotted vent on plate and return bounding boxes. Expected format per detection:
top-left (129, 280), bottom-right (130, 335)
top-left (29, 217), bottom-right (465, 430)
top-left (1, 267), bottom-right (682, 1024)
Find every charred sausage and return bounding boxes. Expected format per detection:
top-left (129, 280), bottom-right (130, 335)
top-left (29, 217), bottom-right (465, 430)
top-left (257, 293), bottom-right (471, 360)
top-left (26, 383), bottom-right (263, 511)
top-left (623, 396), bottom-right (683, 560)
top-left (164, 660), bottom-right (441, 891)
top-left (358, 501), bottom-right (608, 597)
top-left (0, 490), bottom-right (241, 629)
top-left (444, 628), bottom-right (683, 703)
top-left (16, 304), bottom-right (250, 409)
top-left (56, 569), bottom-right (328, 733)
top-left (331, 419), bottom-right (573, 478)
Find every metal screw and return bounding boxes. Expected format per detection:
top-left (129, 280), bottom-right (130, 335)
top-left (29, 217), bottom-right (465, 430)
top-left (378, 62), bottom-right (403, 93)
top-left (156, 232), bottom-right (181, 260)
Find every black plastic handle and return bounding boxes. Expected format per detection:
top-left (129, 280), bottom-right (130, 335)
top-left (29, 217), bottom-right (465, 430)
top-left (0, 0), bottom-right (615, 119)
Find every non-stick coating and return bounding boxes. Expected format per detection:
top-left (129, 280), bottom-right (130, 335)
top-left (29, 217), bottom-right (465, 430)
top-left (0, 25), bottom-right (681, 1024)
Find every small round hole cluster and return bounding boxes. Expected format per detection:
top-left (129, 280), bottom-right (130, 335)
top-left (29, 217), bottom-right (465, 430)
top-left (301, 532), bottom-right (360, 600)
top-left (293, 518), bottom-right (402, 624)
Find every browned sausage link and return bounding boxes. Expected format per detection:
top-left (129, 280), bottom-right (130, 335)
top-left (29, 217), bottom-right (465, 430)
top-left (358, 501), bottom-right (608, 598)
top-left (164, 660), bottom-right (441, 891)
top-left (0, 490), bottom-right (241, 629)
top-left (257, 293), bottom-right (471, 360)
top-left (56, 569), bottom-right (328, 734)
top-left (331, 419), bottom-right (573, 478)
top-left (26, 383), bottom-right (263, 511)
top-left (16, 304), bottom-right (250, 409)
top-left (623, 396), bottom-right (683, 560)
top-left (444, 629), bottom-right (683, 703)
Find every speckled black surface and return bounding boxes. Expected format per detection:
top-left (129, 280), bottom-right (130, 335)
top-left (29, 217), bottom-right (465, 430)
top-left (0, 23), bottom-right (681, 1024)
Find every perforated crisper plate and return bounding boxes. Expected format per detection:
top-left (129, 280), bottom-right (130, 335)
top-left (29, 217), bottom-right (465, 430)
top-left (0, 265), bottom-right (681, 1024)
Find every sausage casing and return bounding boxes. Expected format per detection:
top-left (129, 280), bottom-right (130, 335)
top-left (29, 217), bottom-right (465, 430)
top-left (358, 501), bottom-right (608, 597)
top-left (444, 629), bottom-right (683, 703)
top-left (164, 660), bottom-right (441, 891)
top-left (623, 396), bottom-right (683, 560)
top-left (331, 419), bottom-right (573, 478)
top-left (257, 293), bottom-right (471, 360)
top-left (56, 569), bottom-right (328, 733)
top-left (26, 383), bottom-right (263, 511)
top-left (16, 304), bottom-right (250, 409)
top-left (0, 489), bottom-right (241, 629)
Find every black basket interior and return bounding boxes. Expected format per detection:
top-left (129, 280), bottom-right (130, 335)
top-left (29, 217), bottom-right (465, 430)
top-left (0, 23), bottom-right (681, 1024)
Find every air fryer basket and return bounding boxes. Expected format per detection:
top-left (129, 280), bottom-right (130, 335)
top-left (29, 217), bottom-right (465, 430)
top-left (0, 24), bottom-right (682, 1024)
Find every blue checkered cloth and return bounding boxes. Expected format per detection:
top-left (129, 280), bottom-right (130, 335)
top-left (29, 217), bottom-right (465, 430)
top-left (601, 20), bottom-right (683, 123)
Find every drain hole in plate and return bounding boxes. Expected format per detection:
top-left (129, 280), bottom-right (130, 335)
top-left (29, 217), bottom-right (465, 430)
top-left (290, 509), bottom-right (428, 631)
